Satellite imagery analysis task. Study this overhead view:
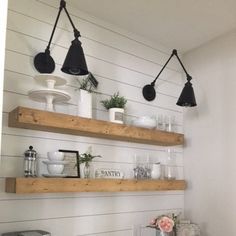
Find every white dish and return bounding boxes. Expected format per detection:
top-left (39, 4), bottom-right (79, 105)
top-left (28, 89), bottom-right (71, 112)
top-left (28, 89), bottom-right (71, 103)
top-left (132, 116), bottom-right (156, 129)
top-left (47, 151), bottom-right (64, 161)
top-left (34, 74), bottom-right (67, 88)
top-left (43, 174), bottom-right (67, 178)
top-left (43, 160), bottom-right (69, 165)
top-left (43, 160), bottom-right (69, 175)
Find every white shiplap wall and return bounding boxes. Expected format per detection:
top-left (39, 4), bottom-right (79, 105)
top-left (0, 0), bottom-right (184, 235)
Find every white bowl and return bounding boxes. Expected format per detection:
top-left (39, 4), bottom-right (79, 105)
top-left (47, 151), bottom-right (64, 161)
top-left (46, 163), bottom-right (65, 175)
top-left (132, 116), bottom-right (156, 129)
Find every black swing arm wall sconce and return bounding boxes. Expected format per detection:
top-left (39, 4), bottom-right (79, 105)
top-left (142, 49), bottom-right (197, 107)
top-left (34, 0), bottom-right (89, 76)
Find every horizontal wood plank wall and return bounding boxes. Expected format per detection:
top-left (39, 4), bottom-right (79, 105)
top-left (1, 0), bottom-right (184, 235)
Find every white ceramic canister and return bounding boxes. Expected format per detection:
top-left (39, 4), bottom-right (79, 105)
top-left (151, 162), bottom-right (161, 179)
top-left (77, 89), bottom-right (92, 118)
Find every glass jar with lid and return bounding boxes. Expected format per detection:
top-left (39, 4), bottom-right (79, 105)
top-left (24, 146), bottom-right (38, 177)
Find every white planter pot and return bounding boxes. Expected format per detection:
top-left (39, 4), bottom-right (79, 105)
top-left (109, 108), bottom-right (124, 124)
top-left (77, 89), bottom-right (92, 118)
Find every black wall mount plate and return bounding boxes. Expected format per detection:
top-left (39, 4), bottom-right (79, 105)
top-left (142, 84), bottom-right (156, 101)
top-left (34, 52), bottom-right (55, 73)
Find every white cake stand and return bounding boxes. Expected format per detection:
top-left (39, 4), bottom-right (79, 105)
top-left (28, 89), bottom-right (71, 112)
top-left (34, 74), bottom-right (67, 89)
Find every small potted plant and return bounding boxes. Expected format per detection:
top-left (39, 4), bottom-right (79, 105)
top-left (76, 73), bottom-right (98, 118)
top-left (78, 146), bottom-right (101, 178)
top-left (100, 92), bottom-right (127, 124)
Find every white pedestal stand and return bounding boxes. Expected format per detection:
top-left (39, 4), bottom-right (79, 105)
top-left (28, 74), bottom-right (70, 112)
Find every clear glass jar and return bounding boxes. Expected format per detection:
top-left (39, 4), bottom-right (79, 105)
top-left (83, 162), bottom-right (91, 178)
top-left (164, 149), bottom-right (176, 180)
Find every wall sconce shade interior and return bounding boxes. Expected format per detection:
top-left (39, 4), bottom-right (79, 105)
top-left (142, 49), bottom-right (197, 107)
top-left (34, 0), bottom-right (88, 76)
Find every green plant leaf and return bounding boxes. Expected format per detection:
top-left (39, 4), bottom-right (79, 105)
top-left (100, 92), bottom-right (127, 110)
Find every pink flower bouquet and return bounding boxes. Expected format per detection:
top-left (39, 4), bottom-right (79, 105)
top-left (158, 216), bottom-right (174, 232)
top-left (147, 213), bottom-right (178, 235)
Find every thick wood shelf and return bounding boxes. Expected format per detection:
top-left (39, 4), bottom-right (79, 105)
top-left (5, 178), bottom-right (187, 194)
top-left (8, 107), bottom-right (184, 146)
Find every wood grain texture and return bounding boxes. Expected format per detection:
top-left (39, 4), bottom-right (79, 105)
top-left (8, 107), bottom-right (184, 146)
top-left (5, 178), bottom-right (187, 193)
top-left (5, 177), bottom-right (16, 193)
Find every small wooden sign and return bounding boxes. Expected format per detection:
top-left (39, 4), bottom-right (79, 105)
top-left (95, 168), bottom-right (124, 179)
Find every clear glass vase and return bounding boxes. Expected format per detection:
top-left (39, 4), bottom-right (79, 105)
top-left (156, 230), bottom-right (175, 236)
top-left (83, 162), bottom-right (91, 178)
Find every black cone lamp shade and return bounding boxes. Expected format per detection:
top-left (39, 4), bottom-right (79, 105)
top-left (61, 38), bottom-right (88, 75)
top-left (33, 0), bottom-right (89, 76)
top-left (176, 81), bottom-right (197, 107)
top-left (142, 49), bottom-right (197, 107)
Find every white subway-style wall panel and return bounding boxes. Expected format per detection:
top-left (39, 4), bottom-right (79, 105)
top-left (0, 194), bottom-right (184, 222)
top-left (6, 9), bottom-right (183, 86)
top-left (1, 0), bottom-right (184, 234)
top-left (4, 66), bottom-right (182, 119)
top-left (1, 133), bottom-right (184, 166)
top-left (0, 209), bottom-right (181, 236)
top-left (3, 54), bottom-right (183, 114)
top-left (8, 0), bottom-right (181, 73)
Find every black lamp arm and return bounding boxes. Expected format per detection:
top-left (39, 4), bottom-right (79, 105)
top-left (45, 0), bottom-right (81, 53)
top-left (151, 49), bottom-right (191, 86)
top-left (63, 3), bottom-right (81, 38)
top-left (151, 51), bottom-right (175, 86)
top-left (172, 49), bottom-right (191, 80)
top-left (45, 2), bottom-right (64, 53)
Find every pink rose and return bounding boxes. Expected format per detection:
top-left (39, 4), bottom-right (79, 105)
top-left (157, 216), bottom-right (174, 232)
top-left (150, 218), bottom-right (157, 225)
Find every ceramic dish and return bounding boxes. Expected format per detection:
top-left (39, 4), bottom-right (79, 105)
top-left (47, 151), bottom-right (64, 161)
top-left (43, 160), bottom-right (69, 175)
top-left (34, 74), bottom-right (67, 88)
top-left (132, 116), bottom-right (156, 129)
top-left (43, 160), bottom-right (69, 165)
top-left (43, 174), bottom-right (67, 178)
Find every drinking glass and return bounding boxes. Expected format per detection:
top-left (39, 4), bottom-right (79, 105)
top-left (164, 149), bottom-right (176, 180)
top-left (165, 115), bottom-right (175, 132)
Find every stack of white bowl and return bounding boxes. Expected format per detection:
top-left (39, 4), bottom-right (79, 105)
top-left (132, 116), bottom-right (157, 129)
top-left (43, 151), bottom-right (68, 177)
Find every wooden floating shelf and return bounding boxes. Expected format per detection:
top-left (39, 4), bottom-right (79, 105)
top-left (5, 178), bottom-right (187, 194)
top-left (8, 107), bottom-right (184, 146)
